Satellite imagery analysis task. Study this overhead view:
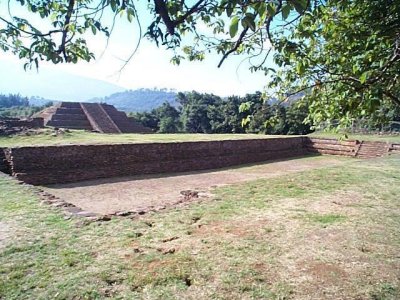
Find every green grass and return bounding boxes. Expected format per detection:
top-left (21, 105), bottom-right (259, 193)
top-left (0, 129), bottom-right (295, 147)
top-left (304, 213), bottom-right (346, 225)
top-left (309, 131), bottom-right (400, 143)
top-left (2, 128), bottom-right (398, 148)
top-left (370, 283), bottom-right (399, 300)
top-left (0, 156), bottom-right (399, 299)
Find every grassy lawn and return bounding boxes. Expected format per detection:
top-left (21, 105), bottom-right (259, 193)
top-left (2, 128), bottom-right (399, 148)
top-left (309, 131), bottom-right (400, 143)
top-left (0, 129), bottom-right (294, 148)
top-left (1, 155), bottom-right (399, 299)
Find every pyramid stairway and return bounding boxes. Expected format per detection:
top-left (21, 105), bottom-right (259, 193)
top-left (46, 102), bottom-right (92, 130)
top-left (80, 103), bottom-right (121, 133)
top-left (102, 104), bottom-right (152, 133)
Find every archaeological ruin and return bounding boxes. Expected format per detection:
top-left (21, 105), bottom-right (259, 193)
top-left (1, 137), bottom-right (399, 185)
top-left (36, 102), bottom-right (152, 133)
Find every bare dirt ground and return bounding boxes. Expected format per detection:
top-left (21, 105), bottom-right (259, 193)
top-left (44, 156), bottom-right (347, 215)
top-left (190, 189), bottom-right (399, 299)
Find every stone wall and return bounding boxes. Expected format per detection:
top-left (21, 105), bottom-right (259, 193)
top-left (389, 143), bottom-right (400, 155)
top-left (307, 138), bottom-right (400, 158)
top-left (0, 117), bottom-right (44, 128)
top-left (306, 138), bottom-right (358, 157)
top-left (0, 118), bottom-right (44, 136)
top-left (0, 148), bottom-right (9, 174)
top-left (3, 137), bottom-right (398, 186)
top-left (6, 137), bottom-right (307, 185)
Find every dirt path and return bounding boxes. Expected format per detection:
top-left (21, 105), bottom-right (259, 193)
top-left (44, 156), bottom-right (347, 215)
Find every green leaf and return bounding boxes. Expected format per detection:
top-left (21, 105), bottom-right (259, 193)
top-left (242, 15), bottom-right (256, 31)
top-left (296, 62), bottom-right (305, 74)
top-left (352, 64), bottom-right (358, 74)
top-left (226, 6), bottom-right (233, 17)
top-left (266, 3), bottom-right (277, 16)
top-left (256, 2), bottom-right (266, 17)
top-left (229, 16), bottom-right (239, 38)
top-left (359, 72), bottom-right (368, 84)
top-left (241, 115), bottom-right (251, 127)
top-left (127, 11), bottom-right (133, 22)
top-left (291, 0), bottom-right (307, 14)
top-left (282, 5), bottom-right (291, 20)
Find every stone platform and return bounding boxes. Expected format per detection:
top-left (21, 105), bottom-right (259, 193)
top-left (36, 102), bottom-right (151, 133)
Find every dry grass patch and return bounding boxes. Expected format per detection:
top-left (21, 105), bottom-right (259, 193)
top-left (0, 129), bottom-right (290, 147)
top-left (0, 156), bottom-right (399, 299)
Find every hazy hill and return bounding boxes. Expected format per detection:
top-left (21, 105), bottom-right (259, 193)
top-left (0, 60), bottom-right (125, 102)
top-left (90, 88), bottom-right (178, 112)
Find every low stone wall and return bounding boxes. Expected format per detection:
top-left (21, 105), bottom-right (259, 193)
top-left (306, 138), bottom-right (358, 157)
top-left (6, 137), bottom-right (308, 185)
top-left (307, 138), bottom-right (400, 158)
top-left (0, 117), bottom-right (44, 128)
top-left (389, 143), bottom-right (400, 155)
top-left (0, 148), bottom-right (9, 174)
top-left (0, 118), bottom-right (44, 136)
top-left (4, 137), bottom-right (397, 186)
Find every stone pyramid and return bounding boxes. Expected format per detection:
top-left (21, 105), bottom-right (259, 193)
top-left (36, 102), bottom-right (152, 133)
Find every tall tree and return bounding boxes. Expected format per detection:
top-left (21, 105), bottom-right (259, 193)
top-left (1, 1), bottom-right (398, 127)
top-left (208, 96), bottom-right (246, 133)
top-left (178, 91), bottom-right (220, 133)
top-left (269, 0), bottom-right (400, 128)
top-left (156, 102), bottom-right (181, 133)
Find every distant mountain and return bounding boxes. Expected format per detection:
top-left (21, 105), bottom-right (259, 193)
top-left (0, 60), bottom-right (125, 102)
top-left (90, 88), bottom-right (178, 112)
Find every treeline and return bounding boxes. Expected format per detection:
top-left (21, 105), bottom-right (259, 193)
top-left (131, 91), bottom-right (313, 135)
top-left (0, 94), bottom-right (29, 108)
top-left (0, 94), bottom-right (51, 118)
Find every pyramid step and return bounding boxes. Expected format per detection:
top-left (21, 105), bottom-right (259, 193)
top-left (52, 114), bottom-right (88, 121)
top-left (47, 120), bottom-right (92, 127)
top-left (54, 125), bottom-right (93, 130)
top-left (55, 108), bottom-right (85, 115)
top-left (60, 102), bottom-right (82, 109)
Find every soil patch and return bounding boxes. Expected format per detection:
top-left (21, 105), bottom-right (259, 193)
top-left (44, 156), bottom-right (346, 215)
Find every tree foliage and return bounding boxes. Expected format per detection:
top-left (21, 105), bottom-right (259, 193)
top-left (0, 94), bottom-right (52, 118)
top-left (0, 93), bottom-right (29, 108)
top-left (132, 90), bottom-right (314, 135)
top-left (1, 0), bottom-right (399, 127)
top-left (268, 0), bottom-right (400, 128)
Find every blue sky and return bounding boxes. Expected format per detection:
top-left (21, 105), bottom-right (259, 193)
top-left (0, 1), bottom-right (275, 97)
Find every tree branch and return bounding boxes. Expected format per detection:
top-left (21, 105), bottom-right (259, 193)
top-left (59, 0), bottom-right (75, 60)
top-left (176, 0), bottom-right (206, 25)
top-left (153, 0), bottom-right (177, 35)
top-left (0, 16), bottom-right (62, 37)
top-left (384, 91), bottom-right (400, 107)
top-left (218, 27), bottom-right (249, 68)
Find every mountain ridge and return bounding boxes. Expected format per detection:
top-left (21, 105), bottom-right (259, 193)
top-left (89, 88), bottom-right (178, 112)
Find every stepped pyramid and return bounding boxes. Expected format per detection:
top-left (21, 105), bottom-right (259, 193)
top-left (36, 102), bottom-right (152, 133)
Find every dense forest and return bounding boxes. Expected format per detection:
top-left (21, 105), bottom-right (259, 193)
top-left (131, 91), bottom-right (313, 135)
top-left (132, 91), bottom-right (400, 134)
top-left (0, 94), bottom-right (51, 118)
